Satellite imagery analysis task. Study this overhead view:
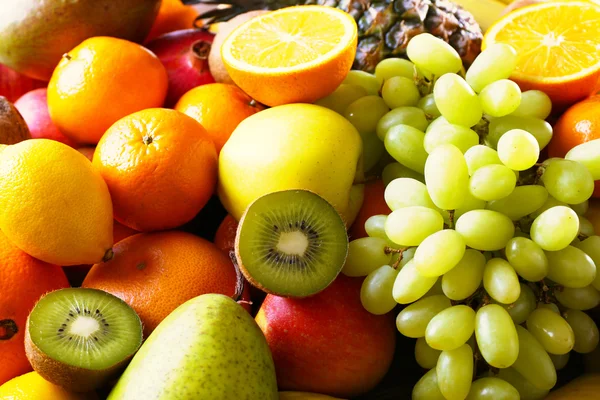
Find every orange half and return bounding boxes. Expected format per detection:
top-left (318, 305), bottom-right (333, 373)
top-left (221, 5), bottom-right (358, 106)
top-left (483, 1), bottom-right (600, 108)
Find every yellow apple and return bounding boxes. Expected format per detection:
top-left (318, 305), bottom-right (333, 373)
top-left (218, 103), bottom-right (364, 226)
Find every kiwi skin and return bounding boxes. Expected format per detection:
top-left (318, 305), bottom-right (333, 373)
top-left (0, 96), bottom-right (31, 145)
top-left (24, 308), bottom-right (142, 392)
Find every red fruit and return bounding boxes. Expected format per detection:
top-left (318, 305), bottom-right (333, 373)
top-left (14, 88), bottom-right (77, 147)
top-left (255, 274), bottom-right (396, 398)
top-left (145, 28), bottom-right (215, 107)
top-left (0, 64), bottom-right (46, 103)
top-left (349, 180), bottom-right (390, 239)
top-left (214, 214), bottom-right (238, 255)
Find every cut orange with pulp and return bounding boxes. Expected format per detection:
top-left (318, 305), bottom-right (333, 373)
top-left (483, 1), bottom-right (600, 109)
top-left (221, 5), bottom-right (357, 107)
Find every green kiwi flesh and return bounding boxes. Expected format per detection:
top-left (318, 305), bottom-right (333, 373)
top-left (25, 288), bottom-right (143, 392)
top-left (235, 189), bottom-right (349, 297)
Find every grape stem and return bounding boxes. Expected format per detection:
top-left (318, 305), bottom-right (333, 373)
top-left (445, 210), bottom-right (456, 229)
top-left (386, 247), bottom-right (408, 270)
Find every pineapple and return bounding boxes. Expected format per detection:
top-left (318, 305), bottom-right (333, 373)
top-left (183, 0), bottom-right (483, 73)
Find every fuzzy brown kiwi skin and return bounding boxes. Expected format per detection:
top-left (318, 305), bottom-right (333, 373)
top-left (0, 96), bottom-right (31, 145)
top-left (24, 313), bottom-right (142, 392)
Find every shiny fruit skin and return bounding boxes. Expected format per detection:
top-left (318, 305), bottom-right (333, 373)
top-left (349, 180), bottom-right (391, 239)
top-left (0, 64), bottom-right (46, 103)
top-left (256, 275), bottom-right (395, 398)
top-left (144, 0), bottom-right (200, 42)
top-left (0, 371), bottom-right (96, 400)
top-left (214, 214), bottom-right (238, 255)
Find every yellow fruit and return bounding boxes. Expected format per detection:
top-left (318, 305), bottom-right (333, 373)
top-left (545, 374), bottom-right (600, 399)
top-left (218, 104), bottom-right (364, 226)
top-left (0, 371), bottom-right (97, 400)
top-left (0, 139), bottom-right (113, 266)
top-left (221, 5), bottom-right (357, 107)
top-left (279, 392), bottom-right (346, 400)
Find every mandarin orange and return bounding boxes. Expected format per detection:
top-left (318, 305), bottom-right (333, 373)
top-left (145, 0), bottom-right (200, 42)
top-left (93, 108), bottom-right (218, 232)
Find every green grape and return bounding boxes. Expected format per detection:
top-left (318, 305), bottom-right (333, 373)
top-left (563, 308), bottom-right (600, 353)
top-left (396, 294), bottom-right (451, 338)
top-left (475, 304), bottom-right (519, 368)
top-left (487, 185), bottom-right (549, 221)
top-left (469, 164), bottom-right (516, 201)
top-left (465, 43), bottom-right (518, 93)
top-left (570, 200), bottom-right (589, 216)
top-left (381, 76), bottom-right (420, 109)
top-left (505, 237), bottom-right (548, 281)
top-left (442, 249), bottom-right (486, 301)
top-left (454, 190), bottom-right (487, 220)
top-left (497, 368), bottom-right (550, 400)
top-left (497, 129), bottom-right (540, 171)
top-left (530, 206), bottom-right (579, 251)
top-left (412, 368), bottom-right (446, 400)
top-left (530, 195), bottom-right (567, 219)
top-left (483, 258), bottom-right (521, 304)
top-left (545, 245), bottom-right (596, 288)
top-left (343, 95), bottom-right (389, 134)
top-left (314, 83), bottom-right (368, 114)
top-left (418, 94), bottom-right (441, 118)
top-left (384, 178), bottom-right (435, 210)
top-left (574, 236), bottom-right (600, 290)
top-left (436, 344), bottom-right (474, 400)
top-left (499, 283), bottom-right (536, 325)
top-left (364, 214), bottom-right (388, 240)
top-left (540, 158), bottom-right (595, 204)
top-left (414, 229), bottom-right (466, 277)
top-left (434, 73), bottom-right (483, 127)
top-left (537, 302), bottom-right (560, 314)
top-left (579, 215), bottom-right (596, 236)
top-left (382, 162), bottom-right (424, 186)
top-left (565, 139), bottom-right (600, 180)
top-left (455, 210), bottom-right (515, 251)
top-left (512, 325), bottom-right (557, 391)
top-left (360, 264), bottom-right (399, 315)
top-left (466, 377), bottom-right (520, 400)
top-left (385, 206), bottom-right (443, 246)
top-left (424, 277), bottom-right (444, 298)
top-left (555, 285), bottom-right (600, 310)
top-left (384, 124), bottom-right (428, 174)
top-left (479, 79), bottom-right (522, 117)
top-left (526, 308), bottom-right (574, 355)
top-left (487, 116), bottom-right (553, 150)
top-left (398, 246), bottom-right (416, 269)
top-left (426, 305), bottom-right (476, 351)
top-left (376, 106), bottom-right (429, 140)
top-left (392, 259), bottom-right (438, 304)
top-left (511, 90), bottom-right (552, 120)
top-left (423, 122), bottom-right (479, 154)
top-left (342, 237), bottom-right (392, 277)
top-left (342, 70), bottom-right (382, 95)
top-left (425, 144), bottom-right (470, 210)
top-left (549, 352), bottom-right (570, 371)
top-left (464, 145), bottom-right (502, 175)
top-left (406, 33), bottom-right (462, 76)
top-left (360, 129), bottom-right (386, 172)
top-left (415, 337), bottom-right (442, 369)
top-left (426, 115), bottom-right (450, 133)
top-left (374, 58), bottom-right (415, 81)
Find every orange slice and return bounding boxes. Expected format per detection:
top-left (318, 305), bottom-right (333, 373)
top-left (483, 1), bottom-right (600, 109)
top-left (221, 5), bottom-right (357, 107)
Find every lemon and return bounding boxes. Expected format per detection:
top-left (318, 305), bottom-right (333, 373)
top-left (0, 371), bottom-right (96, 400)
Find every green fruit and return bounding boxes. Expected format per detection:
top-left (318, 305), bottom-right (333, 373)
top-left (218, 103), bottom-right (364, 227)
top-left (108, 294), bottom-right (278, 400)
top-left (0, 0), bottom-right (161, 81)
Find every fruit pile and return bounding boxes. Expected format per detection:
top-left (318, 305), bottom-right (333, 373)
top-left (2, 0), bottom-right (600, 399)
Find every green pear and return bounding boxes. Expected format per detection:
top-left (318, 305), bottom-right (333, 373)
top-left (218, 103), bottom-right (364, 227)
top-left (107, 294), bottom-right (278, 400)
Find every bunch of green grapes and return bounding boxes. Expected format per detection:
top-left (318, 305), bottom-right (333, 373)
top-left (316, 34), bottom-right (600, 400)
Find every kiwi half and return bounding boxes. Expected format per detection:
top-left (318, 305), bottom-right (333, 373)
top-left (24, 288), bottom-right (143, 392)
top-left (235, 189), bottom-right (348, 297)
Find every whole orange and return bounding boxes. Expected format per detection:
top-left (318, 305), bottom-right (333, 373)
top-left (0, 230), bottom-right (70, 385)
top-left (214, 214), bottom-right (238, 254)
top-left (145, 0), bottom-right (200, 43)
top-left (82, 231), bottom-right (250, 337)
top-left (92, 108), bottom-right (218, 232)
top-left (175, 83), bottom-right (265, 152)
top-left (348, 180), bottom-right (391, 240)
top-left (549, 95), bottom-right (600, 197)
top-left (47, 36), bottom-right (168, 145)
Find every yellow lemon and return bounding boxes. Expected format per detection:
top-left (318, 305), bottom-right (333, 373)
top-left (0, 371), bottom-right (97, 400)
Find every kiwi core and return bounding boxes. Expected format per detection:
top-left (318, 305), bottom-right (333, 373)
top-left (70, 316), bottom-right (101, 337)
top-left (276, 231), bottom-right (309, 256)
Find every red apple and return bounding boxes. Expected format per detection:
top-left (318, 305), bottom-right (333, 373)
top-left (256, 274), bottom-right (396, 398)
top-left (145, 28), bottom-right (215, 107)
top-left (14, 88), bottom-right (77, 147)
top-left (0, 63), bottom-right (46, 103)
